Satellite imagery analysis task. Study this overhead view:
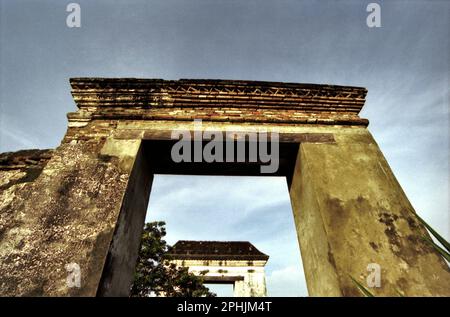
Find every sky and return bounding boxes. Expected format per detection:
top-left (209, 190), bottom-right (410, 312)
top-left (0, 0), bottom-right (449, 296)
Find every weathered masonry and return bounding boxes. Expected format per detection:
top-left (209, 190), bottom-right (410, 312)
top-left (0, 78), bottom-right (449, 296)
top-left (167, 241), bottom-right (269, 297)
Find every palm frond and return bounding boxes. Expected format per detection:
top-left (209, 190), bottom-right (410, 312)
top-left (349, 275), bottom-right (374, 297)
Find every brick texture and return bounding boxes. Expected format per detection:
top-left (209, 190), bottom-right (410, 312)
top-left (68, 78), bottom-right (369, 127)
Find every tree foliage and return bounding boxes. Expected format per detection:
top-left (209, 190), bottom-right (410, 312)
top-left (130, 221), bottom-right (215, 297)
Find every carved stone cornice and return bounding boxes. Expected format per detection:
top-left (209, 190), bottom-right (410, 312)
top-left (68, 78), bottom-right (369, 126)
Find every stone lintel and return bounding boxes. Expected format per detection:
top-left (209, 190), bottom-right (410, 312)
top-left (202, 276), bottom-right (245, 283)
top-left (69, 78), bottom-right (369, 127)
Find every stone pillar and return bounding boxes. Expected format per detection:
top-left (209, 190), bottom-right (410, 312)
top-left (289, 128), bottom-right (450, 296)
top-left (0, 134), bottom-right (146, 296)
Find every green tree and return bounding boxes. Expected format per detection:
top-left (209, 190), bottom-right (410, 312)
top-left (130, 221), bottom-right (215, 297)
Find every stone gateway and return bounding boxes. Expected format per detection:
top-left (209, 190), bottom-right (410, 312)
top-left (0, 78), bottom-right (449, 296)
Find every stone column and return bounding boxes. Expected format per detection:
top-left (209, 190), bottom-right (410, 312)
top-left (0, 134), bottom-right (145, 296)
top-left (289, 128), bottom-right (450, 296)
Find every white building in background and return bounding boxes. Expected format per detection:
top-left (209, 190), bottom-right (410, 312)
top-left (167, 240), bottom-right (269, 297)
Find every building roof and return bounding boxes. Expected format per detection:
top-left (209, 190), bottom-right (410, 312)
top-left (166, 240), bottom-right (269, 261)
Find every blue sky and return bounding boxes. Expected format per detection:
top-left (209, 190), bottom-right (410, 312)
top-left (0, 0), bottom-right (449, 296)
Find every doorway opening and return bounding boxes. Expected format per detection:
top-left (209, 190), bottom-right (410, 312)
top-left (97, 139), bottom-right (307, 296)
top-left (143, 174), bottom-right (307, 296)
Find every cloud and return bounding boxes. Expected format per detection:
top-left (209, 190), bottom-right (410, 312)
top-left (146, 175), bottom-right (306, 296)
top-left (266, 265), bottom-right (308, 297)
top-left (0, 115), bottom-right (44, 151)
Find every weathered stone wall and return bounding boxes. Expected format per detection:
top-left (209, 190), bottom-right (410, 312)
top-left (290, 129), bottom-right (450, 296)
top-left (0, 128), bottom-right (141, 295)
top-left (0, 149), bottom-right (53, 242)
top-left (0, 149), bottom-right (53, 193)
